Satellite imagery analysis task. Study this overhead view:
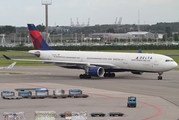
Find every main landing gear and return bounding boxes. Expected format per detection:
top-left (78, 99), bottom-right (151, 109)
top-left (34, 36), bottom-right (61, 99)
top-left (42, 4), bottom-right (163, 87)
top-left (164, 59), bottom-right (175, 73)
top-left (79, 74), bottom-right (91, 79)
top-left (104, 72), bottom-right (115, 78)
top-left (79, 66), bottom-right (91, 79)
top-left (158, 72), bottom-right (163, 80)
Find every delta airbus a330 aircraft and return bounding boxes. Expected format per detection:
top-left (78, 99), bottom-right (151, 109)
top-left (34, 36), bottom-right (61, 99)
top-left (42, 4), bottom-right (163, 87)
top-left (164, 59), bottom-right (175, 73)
top-left (3, 24), bottom-right (178, 80)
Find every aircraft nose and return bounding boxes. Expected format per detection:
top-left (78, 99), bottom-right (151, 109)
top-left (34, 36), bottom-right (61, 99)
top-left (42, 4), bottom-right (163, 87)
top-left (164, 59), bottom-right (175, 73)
top-left (172, 62), bottom-right (178, 69)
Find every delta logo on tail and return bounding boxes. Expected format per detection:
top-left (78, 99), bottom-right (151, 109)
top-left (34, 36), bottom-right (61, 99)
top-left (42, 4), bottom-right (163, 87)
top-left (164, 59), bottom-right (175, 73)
top-left (27, 24), bottom-right (53, 50)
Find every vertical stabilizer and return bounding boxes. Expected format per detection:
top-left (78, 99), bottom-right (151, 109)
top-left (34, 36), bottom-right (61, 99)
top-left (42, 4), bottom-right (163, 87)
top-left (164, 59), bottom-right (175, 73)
top-left (7, 62), bottom-right (16, 69)
top-left (27, 24), bottom-right (53, 50)
top-left (138, 49), bottom-right (142, 53)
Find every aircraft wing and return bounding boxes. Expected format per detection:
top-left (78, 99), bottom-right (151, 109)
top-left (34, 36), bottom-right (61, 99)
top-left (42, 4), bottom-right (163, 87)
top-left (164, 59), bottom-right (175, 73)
top-left (0, 62), bottom-right (16, 69)
top-left (3, 55), bottom-right (117, 69)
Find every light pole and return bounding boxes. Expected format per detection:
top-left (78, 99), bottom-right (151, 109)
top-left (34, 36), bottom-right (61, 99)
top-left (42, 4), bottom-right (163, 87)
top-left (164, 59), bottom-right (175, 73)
top-left (42, 0), bottom-right (52, 43)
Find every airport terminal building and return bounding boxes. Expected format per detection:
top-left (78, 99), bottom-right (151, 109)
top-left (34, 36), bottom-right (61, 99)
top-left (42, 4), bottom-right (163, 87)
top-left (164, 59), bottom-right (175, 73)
top-left (92, 32), bottom-right (155, 39)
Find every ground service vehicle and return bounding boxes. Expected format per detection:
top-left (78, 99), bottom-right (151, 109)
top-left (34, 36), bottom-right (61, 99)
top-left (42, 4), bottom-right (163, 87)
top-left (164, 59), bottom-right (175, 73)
top-left (90, 113), bottom-right (105, 117)
top-left (108, 112), bottom-right (124, 116)
top-left (127, 96), bottom-right (137, 107)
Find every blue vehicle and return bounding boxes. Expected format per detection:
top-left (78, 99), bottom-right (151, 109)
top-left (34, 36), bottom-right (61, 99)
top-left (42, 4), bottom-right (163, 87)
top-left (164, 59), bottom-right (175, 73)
top-left (108, 112), bottom-right (124, 117)
top-left (127, 96), bottom-right (136, 107)
top-left (90, 113), bottom-right (105, 117)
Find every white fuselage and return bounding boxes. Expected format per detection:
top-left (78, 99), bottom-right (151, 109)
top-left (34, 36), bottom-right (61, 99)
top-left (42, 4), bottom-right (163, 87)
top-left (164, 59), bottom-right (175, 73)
top-left (31, 50), bottom-right (178, 72)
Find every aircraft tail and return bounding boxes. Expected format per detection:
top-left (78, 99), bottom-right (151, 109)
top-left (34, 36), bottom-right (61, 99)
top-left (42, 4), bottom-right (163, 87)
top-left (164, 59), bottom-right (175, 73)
top-left (7, 62), bottom-right (16, 69)
top-left (138, 49), bottom-right (142, 53)
top-left (27, 24), bottom-right (53, 50)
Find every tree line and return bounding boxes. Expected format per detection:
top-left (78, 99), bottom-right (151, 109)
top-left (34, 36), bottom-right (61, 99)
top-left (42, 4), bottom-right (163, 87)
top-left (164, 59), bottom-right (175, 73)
top-left (0, 45), bottom-right (179, 51)
top-left (1, 22), bottom-right (179, 38)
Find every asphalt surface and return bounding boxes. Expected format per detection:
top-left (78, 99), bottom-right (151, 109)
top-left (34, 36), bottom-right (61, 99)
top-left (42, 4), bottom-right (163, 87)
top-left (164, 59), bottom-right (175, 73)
top-left (0, 66), bottom-right (179, 120)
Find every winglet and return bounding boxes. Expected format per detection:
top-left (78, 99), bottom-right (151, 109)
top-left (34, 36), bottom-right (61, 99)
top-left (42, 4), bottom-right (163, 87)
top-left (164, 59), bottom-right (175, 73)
top-left (3, 55), bottom-right (11, 60)
top-left (7, 62), bottom-right (16, 69)
top-left (138, 49), bottom-right (142, 53)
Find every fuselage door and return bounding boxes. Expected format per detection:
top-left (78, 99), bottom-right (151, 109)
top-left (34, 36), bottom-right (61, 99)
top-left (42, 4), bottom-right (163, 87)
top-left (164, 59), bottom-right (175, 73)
top-left (154, 57), bottom-right (159, 65)
top-left (123, 56), bottom-right (128, 64)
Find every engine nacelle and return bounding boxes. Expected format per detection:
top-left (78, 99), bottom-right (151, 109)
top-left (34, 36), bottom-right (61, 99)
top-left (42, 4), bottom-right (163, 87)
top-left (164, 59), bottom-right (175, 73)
top-left (131, 72), bottom-right (144, 75)
top-left (88, 67), bottom-right (105, 77)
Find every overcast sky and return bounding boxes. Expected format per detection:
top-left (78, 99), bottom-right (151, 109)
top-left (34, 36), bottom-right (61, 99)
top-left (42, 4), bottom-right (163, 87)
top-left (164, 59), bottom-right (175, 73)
top-left (0, 0), bottom-right (178, 27)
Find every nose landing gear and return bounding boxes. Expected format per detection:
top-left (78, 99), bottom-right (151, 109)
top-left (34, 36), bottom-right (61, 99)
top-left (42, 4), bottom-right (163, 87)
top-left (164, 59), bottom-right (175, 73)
top-left (158, 72), bottom-right (163, 80)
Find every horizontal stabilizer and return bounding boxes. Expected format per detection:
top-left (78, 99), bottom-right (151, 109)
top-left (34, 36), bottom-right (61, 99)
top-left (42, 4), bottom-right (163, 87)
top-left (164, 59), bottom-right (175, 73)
top-left (3, 55), bottom-right (11, 60)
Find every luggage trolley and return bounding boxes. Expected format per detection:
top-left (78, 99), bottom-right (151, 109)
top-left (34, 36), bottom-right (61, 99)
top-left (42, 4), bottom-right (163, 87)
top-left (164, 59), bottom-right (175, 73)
top-left (1, 91), bottom-right (22, 99)
top-left (69, 89), bottom-right (88, 98)
top-left (18, 91), bottom-right (32, 98)
top-left (49, 89), bottom-right (67, 98)
top-left (3, 112), bottom-right (25, 120)
top-left (31, 88), bottom-right (49, 99)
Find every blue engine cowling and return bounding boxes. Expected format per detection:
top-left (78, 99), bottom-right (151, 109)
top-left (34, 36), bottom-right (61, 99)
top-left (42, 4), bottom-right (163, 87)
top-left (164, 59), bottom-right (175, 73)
top-left (88, 67), bottom-right (105, 77)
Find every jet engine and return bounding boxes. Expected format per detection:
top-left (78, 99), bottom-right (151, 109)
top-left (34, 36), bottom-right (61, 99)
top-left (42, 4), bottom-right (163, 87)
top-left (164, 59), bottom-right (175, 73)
top-left (34, 51), bottom-right (40, 57)
top-left (131, 72), bottom-right (144, 75)
top-left (88, 67), bottom-right (105, 77)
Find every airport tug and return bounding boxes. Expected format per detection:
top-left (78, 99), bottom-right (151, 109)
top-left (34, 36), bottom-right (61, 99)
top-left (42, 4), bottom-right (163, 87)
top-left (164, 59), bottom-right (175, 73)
top-left (127, 96), bottom-right (137, 108)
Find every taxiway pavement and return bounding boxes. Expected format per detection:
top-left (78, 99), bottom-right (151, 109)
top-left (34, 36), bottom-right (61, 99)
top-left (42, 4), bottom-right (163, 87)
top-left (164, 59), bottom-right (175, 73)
top-left (0, 66), bottom-right (179, 120)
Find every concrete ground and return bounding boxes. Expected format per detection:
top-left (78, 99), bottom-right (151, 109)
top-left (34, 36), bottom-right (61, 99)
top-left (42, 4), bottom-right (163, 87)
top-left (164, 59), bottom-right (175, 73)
top-left (0, 66), bottom-right (179, 120)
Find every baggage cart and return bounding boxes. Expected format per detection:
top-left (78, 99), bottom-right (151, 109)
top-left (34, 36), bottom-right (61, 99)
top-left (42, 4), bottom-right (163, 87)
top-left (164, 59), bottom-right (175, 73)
top-left (18, 91), bottom-right (32, 98)
top-left (108, 112), bottom-right (124, 116)
top-left (31, 88), bottom-right (49, 99)
top-left (69, 89), bottom-right (82, 95)
top-left (1, 91), bottom-right (23, 100)
top-left (90, 112), bottom-right (105, 117)
top-left (72, 111), bottom-right (87, 120)
top-left (3, 112), bottom-right (25, 120)
top-left (1, 91), bottom-right (15, 98)
top-left (35, 111), bottom-right (56, 120)
top-left (48, 89), bottom-right (67, 98)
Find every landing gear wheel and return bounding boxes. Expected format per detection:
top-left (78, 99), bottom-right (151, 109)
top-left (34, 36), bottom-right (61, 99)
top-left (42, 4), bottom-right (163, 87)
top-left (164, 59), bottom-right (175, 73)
top-left (79, 74), bottom-right (91, 79)
top-left (158, 76), bottom-right (162, 80)
top-left (84, 74), bottom-right (91, 79)
top-left (104, 73), bottom-right (107, 77)
top-left (104, 72), bottom-right (115, 78)
top-left (79, 74), bottom-right (84, 79)
top-left (111, 73), bottom-right (115, 77)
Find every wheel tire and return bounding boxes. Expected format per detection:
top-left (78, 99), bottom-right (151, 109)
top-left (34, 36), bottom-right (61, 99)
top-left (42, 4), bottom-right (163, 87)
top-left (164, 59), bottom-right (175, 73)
top-left (112, 73), bottom-right (115, 77)
top-left (158, 76), bottom-right (162, 80)
top-left (84, 74), bottom-right (88, 79)
top-left (87, 75), bottom-right (91, 79)
top-left (104, 73), bottom-right (107, 77)
top-left (79, 74), bottom-right (83, 79)
top-left (108, 73), bottom-right (111, 77)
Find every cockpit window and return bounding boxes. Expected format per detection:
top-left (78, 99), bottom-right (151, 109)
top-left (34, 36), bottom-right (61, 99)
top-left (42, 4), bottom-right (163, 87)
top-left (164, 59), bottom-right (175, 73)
top-left (165, 60), bottom-right (174, 62)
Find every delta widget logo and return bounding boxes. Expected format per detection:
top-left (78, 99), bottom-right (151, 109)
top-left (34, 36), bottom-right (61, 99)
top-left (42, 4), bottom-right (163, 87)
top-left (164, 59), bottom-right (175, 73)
top-left (136, 56), bottom-right (152, 60)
